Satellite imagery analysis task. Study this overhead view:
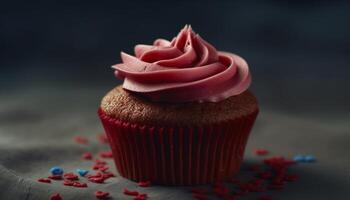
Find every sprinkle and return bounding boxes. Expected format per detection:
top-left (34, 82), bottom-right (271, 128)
top-left (92, 159), bottom-right (108, 170)
top-left (293, 155), bottom-right (305, 162)
top-left (63, 180), bottom-right (75, 186)
top-left (37, 178), bottom-right (51, 183)
top-left (138, 193), bottom-right (148, 198)
top-left (95, 191), bottom-right (110, 199)
top-left (97, 134), bottom-right (109, 144)
top-left (254, 148), bottom-right (269, 156)
top-left (88, 176), bottom-right (105, 184)
top-left (63, 172), bottom-right (79, 181)
top-left (74, 136), bottom-right (88, 144)
top-left (123, 188), bottom-right (139, 196)
top-left (259, 195), bottom-right (273, 200)
top-left (99, 151), bottom-right (113, 158)
top-left (72, 182), bottom-right (87, 188)
top-left (50, 167), bottom-right (64, 175)
top-left (102, 172), bottom-right (115, 179)
top-left (133, 193), bottom-right (148, 200)
top-left (138, 181), bottom-right (151, 187)
top-left (82, 152), bottom-right (93, 160)
top-left (76, 169), bottom-right (89, 177)
top-left (304, 155), bottom-right (316, 163)
top-left (50, 193), bottom-right (62, 200)
top-left (48, 175), bottom-right (63, 180)
top-left (94, 159), bottom-right (107, 165)
top-left (98, 166), bottom-right (109, 172)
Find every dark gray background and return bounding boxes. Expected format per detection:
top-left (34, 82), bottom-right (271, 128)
top-left (0, 1), bottom-right (349, 199)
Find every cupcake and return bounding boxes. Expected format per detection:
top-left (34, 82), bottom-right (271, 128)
top-left (98, 25), bottom-right (258, 185)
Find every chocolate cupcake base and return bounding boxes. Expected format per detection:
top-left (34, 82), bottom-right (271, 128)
top-left (98, 108), bottom-right (258, 185)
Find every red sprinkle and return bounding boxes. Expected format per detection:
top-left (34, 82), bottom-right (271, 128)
top-left (73, 182), bottom-right (87, 188)
top-left (50, 193), bottom-right (62, 200)
top-left (37, 178), bottom-right (51, 183)
top-left (102, 172), bottom-right (115, 179)
top-left (92, 159), bottom-right (108, 171)
top-left (99, 151), bottom-right (113, 158)
top-left (82, 152), bottom-right (93, 160)
top-left (63, 173), bottom-right (79, 181)
top-left (63, 180), bottom-right (75, 186)
top-left (133, 193), bottom-right (148, 200)
top-left (138, 180), bottom-right (151, 187)
top-left (87, 172), bottom-right (103, 178)
top-left (254, 148), bottom-right (269, 156)
top-left (95, 191), bottom-right (109, 199)
top-left (97, 133), bottom-right (109, 144)
top-left (74, 136), bottom-right (89, 144)
top-left (94, 159), bottom-right (107, 165)
top-left (259, 195), bottom-right (273, 200)
top-left (88, 177), bottom-right (105, 184)
top-left (48, 175), bottom-right (63, 180)
top-left (138, 194), bottom-right (148, 198)
top-left (123, 188), bottom-right (139, 196)
top-left (98, 166), bottom-right (109, 172)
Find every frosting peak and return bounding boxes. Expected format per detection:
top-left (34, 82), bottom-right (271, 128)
top-left (112, 25), bottom-right (251, 103)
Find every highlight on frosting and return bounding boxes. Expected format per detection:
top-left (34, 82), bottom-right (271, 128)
top-left (112, 25), bottom-right (251, 103)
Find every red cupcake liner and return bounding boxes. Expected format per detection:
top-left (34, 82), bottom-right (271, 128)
top-left (98, 108), bottom-right (258, 185)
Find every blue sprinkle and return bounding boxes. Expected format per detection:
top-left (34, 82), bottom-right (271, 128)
top-left (293, 155), bottom-right (305, 162)
top-left (76, 169), bottom-right (89, 177)
top-left (50, 166), bottom-right (63, 175)
top-left (304, 155), bottom-right (316, 163)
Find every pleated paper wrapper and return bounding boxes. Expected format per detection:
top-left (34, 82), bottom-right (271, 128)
top-left (98, 108), bottom-right (258, 185)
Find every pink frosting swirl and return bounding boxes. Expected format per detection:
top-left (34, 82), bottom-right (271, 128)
top-left (112, 25), bottom-right (251, 103)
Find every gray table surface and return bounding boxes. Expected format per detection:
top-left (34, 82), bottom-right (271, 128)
top-left (0, 85), bottom-right (349, 200)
